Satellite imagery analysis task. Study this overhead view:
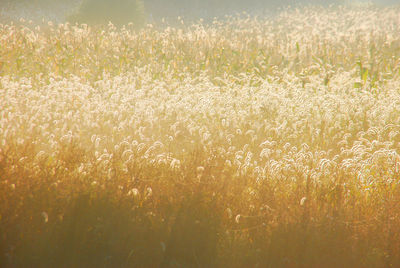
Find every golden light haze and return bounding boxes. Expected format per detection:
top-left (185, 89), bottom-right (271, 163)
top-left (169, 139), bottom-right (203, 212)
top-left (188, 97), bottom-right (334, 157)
top-left (1, 4), bottom-right (400, 267)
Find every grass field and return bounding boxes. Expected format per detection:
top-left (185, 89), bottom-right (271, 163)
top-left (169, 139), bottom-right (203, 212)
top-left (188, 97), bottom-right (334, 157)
top-left (1, 5), bottom-right (400, 267)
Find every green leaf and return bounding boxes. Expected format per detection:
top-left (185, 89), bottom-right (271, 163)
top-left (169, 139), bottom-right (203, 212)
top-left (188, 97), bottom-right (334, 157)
top-left (362, 69), bottom-right (369, 83)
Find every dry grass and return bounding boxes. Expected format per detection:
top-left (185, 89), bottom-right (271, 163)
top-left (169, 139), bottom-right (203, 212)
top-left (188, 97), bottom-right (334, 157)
top-left (1, 5), bottom-right (400, 267)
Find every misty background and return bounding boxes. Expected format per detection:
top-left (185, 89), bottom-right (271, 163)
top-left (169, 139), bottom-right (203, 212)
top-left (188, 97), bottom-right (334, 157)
top-left (0, 0), bottom-right (399, 24)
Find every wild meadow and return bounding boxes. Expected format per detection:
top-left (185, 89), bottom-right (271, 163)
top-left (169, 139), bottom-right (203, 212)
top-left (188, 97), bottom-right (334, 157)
top-left (1, 4), bottom-right (400, 267)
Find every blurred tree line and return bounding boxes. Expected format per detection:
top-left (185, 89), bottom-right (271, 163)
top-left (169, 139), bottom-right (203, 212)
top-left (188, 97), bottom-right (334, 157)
top-left (81, 0), bottom-right (345, 25)
top-left (144, 0), bottom-right (346, 22)
top-left (0, 0), bottom-right (397, 26)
